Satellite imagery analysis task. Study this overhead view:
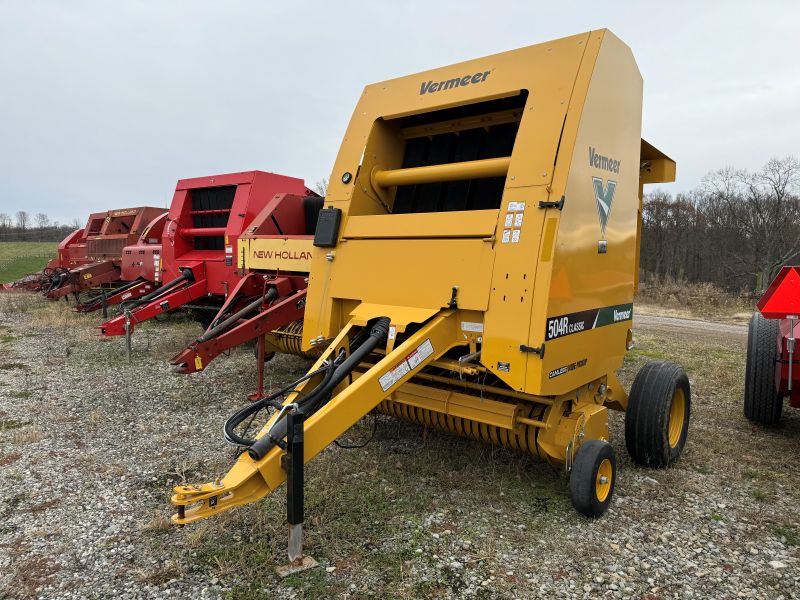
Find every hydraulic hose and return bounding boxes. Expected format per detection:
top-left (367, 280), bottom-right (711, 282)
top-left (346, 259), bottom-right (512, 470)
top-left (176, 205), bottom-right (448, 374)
top-left (247, 317), bottom-right (390, 460)
top-left (121, 269), bottom-right (194, 310)
top-left (81, 278), bottom-right (145, 310)
top-left (48, 272), bottom-right (68, 293)
top-left (223, 362), bottom-right (333, 447)
top-left (197, 288), bottom-right (278, 343)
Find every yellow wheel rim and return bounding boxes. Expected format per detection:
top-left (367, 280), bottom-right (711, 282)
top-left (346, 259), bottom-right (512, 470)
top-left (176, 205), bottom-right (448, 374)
top-left (668, 388), bottom-right (686, 448)
top-left (595, 458), bottom-right (613, 502)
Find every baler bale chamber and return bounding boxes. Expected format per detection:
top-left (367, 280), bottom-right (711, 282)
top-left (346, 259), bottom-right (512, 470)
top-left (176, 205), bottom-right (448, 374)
top-left (173, 29), bottom-right (691, 540)
top-left (44, 206), bottom-right (164, 300)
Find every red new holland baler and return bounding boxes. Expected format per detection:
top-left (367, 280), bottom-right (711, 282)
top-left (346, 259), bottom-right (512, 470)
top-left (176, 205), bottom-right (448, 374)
top-left (744, 266), bottom-right (800, 423)
top-left (98, 171), bottom-right (312, 337)
top-left (73, 211), bottom-right (168, 313)
top-left (169, 193), bottom-right (322, 390)
top-left (45, 207), bottom-right (164, 300)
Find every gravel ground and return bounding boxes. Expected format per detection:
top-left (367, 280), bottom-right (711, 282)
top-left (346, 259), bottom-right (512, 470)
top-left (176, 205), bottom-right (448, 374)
top-left (1, 294), bottom-right (799, 599)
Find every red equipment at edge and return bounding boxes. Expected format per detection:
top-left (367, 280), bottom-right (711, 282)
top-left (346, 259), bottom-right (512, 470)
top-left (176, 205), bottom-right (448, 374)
top-left (98, 171), bottom-right (312, 337)
top-left (756, 266), bottom-right (800, 320)
top-left (744, 265), bottom-right (800, 423)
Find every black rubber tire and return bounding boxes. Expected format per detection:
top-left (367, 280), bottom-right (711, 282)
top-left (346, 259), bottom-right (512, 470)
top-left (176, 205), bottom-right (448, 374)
top-left (626, 360), bottom-right (691, 468)
top-left (569, 439), bottom-right (616, 518)
top-left (743, 313), bottom-right (782, 424)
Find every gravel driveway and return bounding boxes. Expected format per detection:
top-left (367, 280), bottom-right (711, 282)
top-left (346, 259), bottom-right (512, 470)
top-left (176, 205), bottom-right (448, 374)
top-left (1, 295), bottom-right (798, 599)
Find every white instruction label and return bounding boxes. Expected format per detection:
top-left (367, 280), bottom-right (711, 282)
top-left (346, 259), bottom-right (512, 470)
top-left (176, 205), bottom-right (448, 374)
top-left (501, 229), bottom-right (511, 244)
top-left (378, 339), bottom-right (434, 392)
top-left (508, 201), bottom-right (526, 212)
top-left (388, 326), bottom-right (396, 340)
top-left (511, 230), bottom-right (521, 243)
top-left (461, 321), bottom-right (484, 333)
top-left (406, 339), bottom-right (434, 370)
top-left (504, 213), bottom-right (514, 227)
top-left (514, 213), bottom-right (524, 227)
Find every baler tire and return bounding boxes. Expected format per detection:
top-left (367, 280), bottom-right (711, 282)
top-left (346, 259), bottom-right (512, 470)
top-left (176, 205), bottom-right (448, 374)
top-left (743, 313), bottom-right (782, 425)
top-left (626, 361), bottom-right (690, 468)
top-left (569, 439), bottom-right (616, 518)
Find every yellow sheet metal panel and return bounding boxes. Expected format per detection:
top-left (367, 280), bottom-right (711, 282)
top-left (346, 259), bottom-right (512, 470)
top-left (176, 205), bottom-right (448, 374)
top-left (327, 237), bottom-right (496, 311)
top-left (640, 139), bottom-right (677, 184)
top-left (342, 210), bottom-right (498, 239)
top-left (243, 237), bottom-right (314, 273)
top-left (526, 31), bottom-right (644, 395)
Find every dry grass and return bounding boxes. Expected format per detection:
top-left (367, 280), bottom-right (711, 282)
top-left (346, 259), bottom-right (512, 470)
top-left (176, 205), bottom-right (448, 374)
top-left (636, 273), bottom-right (754, 319)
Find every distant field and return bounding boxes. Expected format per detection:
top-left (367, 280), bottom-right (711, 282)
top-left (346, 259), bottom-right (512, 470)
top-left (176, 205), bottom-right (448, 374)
top-left (0, 242), bottom-right (58, 282)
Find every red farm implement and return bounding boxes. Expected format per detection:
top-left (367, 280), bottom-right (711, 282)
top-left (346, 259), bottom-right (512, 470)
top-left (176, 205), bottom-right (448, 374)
top-left (169, 193), bottom-right (322, 393)
top-left (44, 207), bottom-right (164, 301)
top-left (98, 171), bottom-right (313, 338)
top-left (73, 211), bottom-right (168, 314)
top-left (744, 265), bottom-right (800, 423)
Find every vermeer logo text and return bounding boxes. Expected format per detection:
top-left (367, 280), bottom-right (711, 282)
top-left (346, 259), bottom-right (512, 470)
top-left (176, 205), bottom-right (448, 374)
top-left (420, 71), bottom-right (491, 95)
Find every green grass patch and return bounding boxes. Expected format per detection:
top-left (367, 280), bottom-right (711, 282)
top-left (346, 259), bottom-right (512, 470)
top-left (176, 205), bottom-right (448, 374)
top-left (770, 524), bottom-right (800, 547)
top-left (0, 418), bottom-right (31, 430)
top-left (0, 241), bottom-right (57, 282)
top-left (9, 390), bottom-right (32, 399)
top-left (627, 347), bottom-right (673, 360)
top-left (0, 362), bottom-right (27, 371)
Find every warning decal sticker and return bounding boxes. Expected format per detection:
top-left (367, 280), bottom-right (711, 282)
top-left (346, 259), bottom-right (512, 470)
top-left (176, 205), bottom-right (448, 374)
top-left (379, 339), bottom-right (434, 392)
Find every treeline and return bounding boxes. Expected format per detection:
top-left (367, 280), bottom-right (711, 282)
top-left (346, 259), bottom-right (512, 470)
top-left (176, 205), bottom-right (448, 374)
top-left (641, 156), bottom-right (800, 293)
top-left (2, 157), bottom-right (798, 291)
top-left (0, 211), bottom-right (81, 242)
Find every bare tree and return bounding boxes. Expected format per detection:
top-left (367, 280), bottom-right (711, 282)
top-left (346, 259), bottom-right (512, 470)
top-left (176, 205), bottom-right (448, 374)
top-left (15, 210), bottom-right (28, 231)
top-left (34, 212), bottom-right (50, 229)
top-left (701, 156), bottom-right (800, 290)
top-left (314, 177), bottom-right (329, 197)
top-left (0, 212), bottom-right (10, 229)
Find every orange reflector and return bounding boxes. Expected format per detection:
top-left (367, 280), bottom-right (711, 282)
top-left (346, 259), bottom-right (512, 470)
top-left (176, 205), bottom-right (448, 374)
top-left (757, 266), bottom-right (800, 319)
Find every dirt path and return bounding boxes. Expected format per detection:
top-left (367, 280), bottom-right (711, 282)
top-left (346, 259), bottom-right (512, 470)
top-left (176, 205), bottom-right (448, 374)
top-left (635, 314), bottom-right (748, 347)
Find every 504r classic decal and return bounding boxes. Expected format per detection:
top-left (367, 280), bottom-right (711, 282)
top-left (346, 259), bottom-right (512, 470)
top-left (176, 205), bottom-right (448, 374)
top-left (545, 303), bottom-right (633, 341)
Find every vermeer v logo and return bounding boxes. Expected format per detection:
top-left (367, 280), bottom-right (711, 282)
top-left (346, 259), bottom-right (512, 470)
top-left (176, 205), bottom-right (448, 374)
top-left (592, 177), bottom-right (617, 237)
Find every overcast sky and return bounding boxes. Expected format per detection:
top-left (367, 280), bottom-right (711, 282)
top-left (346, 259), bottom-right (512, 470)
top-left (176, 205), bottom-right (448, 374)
top-left (1, 1), bottom-right (799, 224)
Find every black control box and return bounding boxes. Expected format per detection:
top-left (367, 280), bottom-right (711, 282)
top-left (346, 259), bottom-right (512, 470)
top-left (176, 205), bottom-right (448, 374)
top-left (313, 207), bottom-right (342, 248)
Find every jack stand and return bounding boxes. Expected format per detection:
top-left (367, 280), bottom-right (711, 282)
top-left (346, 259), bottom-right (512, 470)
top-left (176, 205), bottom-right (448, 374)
top-left (275, 410), bottom-right (317, 577)
top-left (247, 334), bottom-right (267, 402)
top-left (124, 310), bottom-right (132, 363)
top-left (101, 290), bottom-right (108, 319)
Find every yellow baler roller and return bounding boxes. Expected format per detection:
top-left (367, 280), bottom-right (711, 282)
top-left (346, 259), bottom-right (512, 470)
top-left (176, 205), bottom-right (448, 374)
top-left (377, 398), bottom-right (546, 456)
top-left (268, 320), bottom-right (316, 356)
